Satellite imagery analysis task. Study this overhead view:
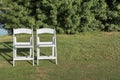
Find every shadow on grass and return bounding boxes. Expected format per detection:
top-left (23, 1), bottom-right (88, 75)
top-left (0, 42), bottom-right (13, 65)
top-left (0, 42), bottom-right (34, 66)
top-left (34, 52), bottom-right (56, 65)
top-left (0, 42), bottom-right (56, 65)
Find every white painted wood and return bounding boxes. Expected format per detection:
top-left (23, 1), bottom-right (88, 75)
top-left (36, 28), bottom-right (57, 65)
top-left (37, 56), bottom-right (56, 59)
top-left (14, 28), bottom-right (32, 34)
top-left (13, 28), bottom-right (34, 66)
top-left (37, 28), bottom-right (55, 34)
top-left (14, 57), bottom-right (34, 60)
top-left (15, 42), bottom-right (31, 46)
top-left (37, 42), bottom-right (55, 47)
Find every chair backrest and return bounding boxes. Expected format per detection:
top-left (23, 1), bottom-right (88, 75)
top-left (13, 28), bottom-right (33, 35)
top-left (13, 28), bottom-right (33, 43)
top-left (37, 28), bottom-right (55, 34)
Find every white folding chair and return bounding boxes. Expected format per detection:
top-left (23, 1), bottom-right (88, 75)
top-left (36, 28), bottom-right (57, 65)
top-left (13, 28), bottom-right (34, 66)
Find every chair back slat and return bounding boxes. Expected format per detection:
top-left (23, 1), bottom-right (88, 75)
top-left (37, 28), bottom-right (55, 34)
top-left (14, 28), bottom-right (32, 34)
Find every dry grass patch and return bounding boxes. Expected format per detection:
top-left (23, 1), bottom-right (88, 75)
top-left (0, 36), bottom-right (12, 42)
top-left (0, 61), bottom-right (10, 68)
top-left (35, 67), bottom-right (51, 80)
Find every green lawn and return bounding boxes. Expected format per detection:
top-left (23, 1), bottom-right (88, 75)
top-left (0, 32), bottom-right (120, 80)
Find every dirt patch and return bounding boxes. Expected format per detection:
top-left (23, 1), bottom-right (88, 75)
top-left (0, 61), bottom-right (9, 68)
top-left (35, 67), bottom-right (51, 80)
top-left (0, 36), bottom-right (12, 42)
top-left (103, 32), bottom-right (119, 36)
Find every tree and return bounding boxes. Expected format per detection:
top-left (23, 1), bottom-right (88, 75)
top-left (105, 0), bottom-right (120, 31)
top-left (0, 0), bottom-right (120, 34)
top-left (0, 0), bottom-right (35, 33)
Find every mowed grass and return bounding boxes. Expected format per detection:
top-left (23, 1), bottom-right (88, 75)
top-left (0, 32), bottom-right (120, 80)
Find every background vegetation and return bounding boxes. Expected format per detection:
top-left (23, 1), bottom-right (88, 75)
top-left (0, 0), bottom-right (120, 34)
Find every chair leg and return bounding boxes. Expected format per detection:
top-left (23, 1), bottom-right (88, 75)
top-left (37, 58), bottom-right (39, 66)
top-left (55, 46), bottom-right (57, 64)
top-left (30, 48), bottom-right (32, 57)
top-left (37, 47), bottom-right (40, 66)
top-left (13, 60), bottom-right (15, 67)
top-left (32, 48), bottom-right (34, 66)
top-left (55, 58), bottom-right (57, 65)
top-left (13, 48), bottom-right (14, 66)
top-left (13, 48), bottom-right (17, 66)
top-left (33, 59), bottom-right (34, 66)
top-left (52, 47), bottom-right (54, 57)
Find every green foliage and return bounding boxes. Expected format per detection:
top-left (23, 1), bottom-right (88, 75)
top-left (105, 0), bottom-right (120, 31)
top-left (0, 0), bottom-right (35, 29)
top-left (0, 0), bottom-right (120, 33)
top-left (36, 0), bottom-right (58, 29)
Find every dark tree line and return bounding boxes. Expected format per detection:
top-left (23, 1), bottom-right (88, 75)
top-left (0, 0), bottom-right (120, 34)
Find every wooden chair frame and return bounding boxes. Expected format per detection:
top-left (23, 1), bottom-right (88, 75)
top-left (13, 28), bottom-right (34, 66)
top-left (36, 28), bottom-right (57, 65)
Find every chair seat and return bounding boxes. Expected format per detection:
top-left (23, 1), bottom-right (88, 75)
top-left (37, 42), bottom-right (55, 47)
top-left (14, 42), bottom-right (33, 48)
